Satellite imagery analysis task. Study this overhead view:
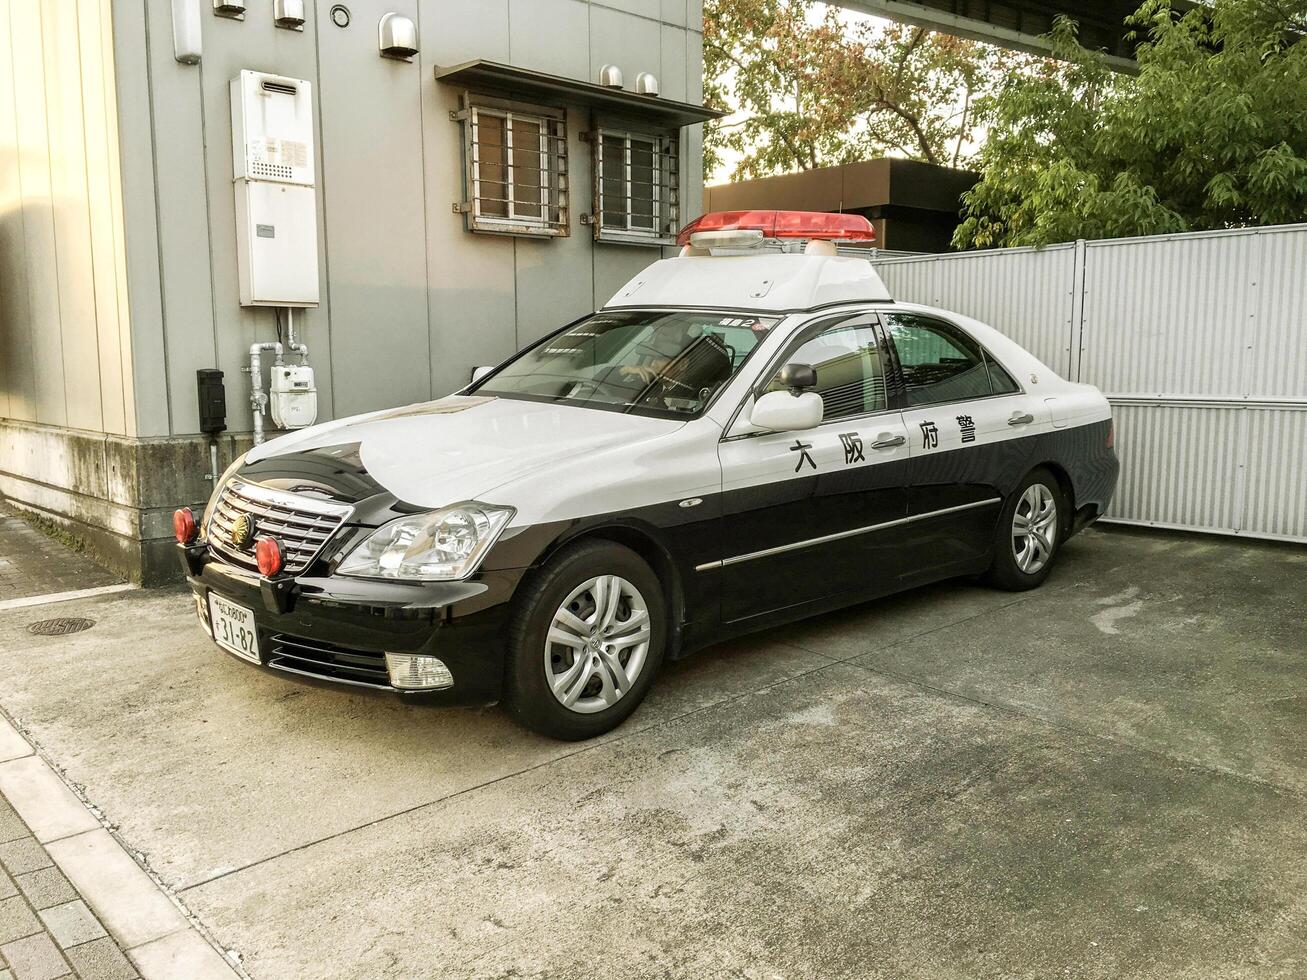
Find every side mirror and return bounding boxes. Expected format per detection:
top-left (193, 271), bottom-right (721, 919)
top-left (777, 362), bottom-right (816, 392)
top-left (470, 365), bottom-right (495, 383)
top-left (751, 389), bottom-right (823, 432)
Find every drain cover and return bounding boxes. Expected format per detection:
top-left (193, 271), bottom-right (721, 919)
top-left (27, 617), bottom-right (95, 636)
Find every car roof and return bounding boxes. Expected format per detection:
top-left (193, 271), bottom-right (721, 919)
top-left (602, 251), bottom-right (893, 313)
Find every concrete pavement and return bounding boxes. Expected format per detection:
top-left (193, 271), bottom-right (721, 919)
top-left (0, 509), bottom-right (124, 605)
top-left (0, 714), bottom-right (237, 980)
top-left (0, 526), bottom-right (1303, 978)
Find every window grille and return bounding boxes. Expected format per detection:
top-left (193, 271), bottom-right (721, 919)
top-left (461, 100), bottom-right (568, 237)
top-left (592, 129), bottom-right (679, 245)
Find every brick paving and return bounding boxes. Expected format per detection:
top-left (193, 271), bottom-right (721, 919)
top-left (0, 507), bottom-right (122, 603)
top-left (0, 797), bottom-right (137, 980)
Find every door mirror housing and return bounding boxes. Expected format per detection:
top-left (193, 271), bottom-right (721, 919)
top-left (777, 362), bottom-right (816, 392)
top-left (470, 365), bottom-right (495, 383)
top-left (750, 390), bottom-right (823, 432)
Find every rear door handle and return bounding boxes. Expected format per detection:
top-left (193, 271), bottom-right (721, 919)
top-left (1007, 412), bottom-right (1034, 426)
top-left (871, 433), bottom-right (906, 449)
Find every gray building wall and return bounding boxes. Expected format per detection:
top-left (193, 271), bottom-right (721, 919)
top-left (0, 0), bottom-right (134, 436)
top-left (0, 0), bottom-right (707, 581)
top-left (117, 0), bottom-right (705, 437)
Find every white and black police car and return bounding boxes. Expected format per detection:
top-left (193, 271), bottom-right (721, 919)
top-left (177, 211), bottom-right (1118, 740)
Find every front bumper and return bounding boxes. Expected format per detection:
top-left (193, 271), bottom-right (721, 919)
top-left (181, 542), bottom-right (521, 705)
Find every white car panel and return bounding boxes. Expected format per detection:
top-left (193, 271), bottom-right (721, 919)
top-left (605, 253), bottom-right (892, 312)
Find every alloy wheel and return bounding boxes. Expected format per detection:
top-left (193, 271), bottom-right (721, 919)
top-left (1012, 483), bottom-right (1058, 574)
top-left (544, 575), bottom-right (651, 714)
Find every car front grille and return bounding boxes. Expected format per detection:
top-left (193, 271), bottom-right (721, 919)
top-left (206, 478), bottom-right (353, 575)
top-left (266, 633), bottom-right (391, 688)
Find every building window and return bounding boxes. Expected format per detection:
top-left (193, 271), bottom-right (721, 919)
top-left (463, 102), bottom-right (568, 237)
top-left (593, 129), bottom-right (679, 245)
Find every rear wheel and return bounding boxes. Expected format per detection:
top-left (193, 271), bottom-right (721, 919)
top-left (504, 540), bottom-right (665, 740)
top-left (983, 468), bottom-right (1064, 591)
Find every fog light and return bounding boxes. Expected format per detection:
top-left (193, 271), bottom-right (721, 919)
top-left (385, 653), bottom-right (454, 691)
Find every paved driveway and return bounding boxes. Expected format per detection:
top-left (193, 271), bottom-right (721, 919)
top-left (0, 527), bottom-right (1303, 979)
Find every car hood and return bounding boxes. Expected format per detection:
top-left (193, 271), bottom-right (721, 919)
top-left (242, 395), bottom-right (686, 510)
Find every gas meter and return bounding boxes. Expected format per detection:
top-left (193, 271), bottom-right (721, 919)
top-left (270, 364), bottom-right (318, 429)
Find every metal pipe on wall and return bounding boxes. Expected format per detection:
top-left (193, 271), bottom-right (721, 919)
top-left (247, 341), bottom-right (284, 445)
top-left (285, 308), bottom-right (309, 362)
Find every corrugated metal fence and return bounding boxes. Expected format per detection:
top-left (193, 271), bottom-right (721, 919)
top-left (870, 224), bottom-right (1307, 543)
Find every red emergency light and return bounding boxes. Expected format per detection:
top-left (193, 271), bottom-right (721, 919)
top-left (256, 537), bottom-right (285, 577)
top-left (676, 210), bottom-right (875, 248)
top-left (173, 507), bottom-right (197, 544)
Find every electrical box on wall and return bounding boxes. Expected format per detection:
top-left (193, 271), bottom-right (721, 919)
top-left (230, 70), bottom-right (319, 307)
top-left (196, 369), bottom-right (227, 434)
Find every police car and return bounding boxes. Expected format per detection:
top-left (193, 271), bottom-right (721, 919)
top-left (176, 211), bottom-right (1118, 740)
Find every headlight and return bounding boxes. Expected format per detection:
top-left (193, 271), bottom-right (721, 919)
top-left (202, 451), bottom-right (248, 536)
top-left (337, 503), bottom-right (515, 582)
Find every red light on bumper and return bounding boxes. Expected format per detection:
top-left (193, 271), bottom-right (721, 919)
top-left (173, 508), bottom-right (197, 544)
top-left (676, 210), bottom-right (875, 247)
top-left (256, 537), bottom-right (285, 577)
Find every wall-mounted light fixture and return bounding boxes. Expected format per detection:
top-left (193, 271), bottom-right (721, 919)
top-left (213, 0), bottom-right (245, 20)
top-left (274, 0), bottom-right (306, 31)
top-left (635, 72), bottom-right (659, 96)
top-left (378, 13), bottom-right (418, 60)
top-left (172, 0), bottom-right (202, 63)
top-left (598, 64), bottom-right (624, 89)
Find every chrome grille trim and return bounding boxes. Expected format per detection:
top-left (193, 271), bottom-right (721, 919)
top-left (206, 478), bottom-right (353, 574)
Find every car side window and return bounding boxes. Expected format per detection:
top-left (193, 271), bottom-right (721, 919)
top-left (884, 313), bottom-right (994, 407)
top-left (985, 352), bottom-right (1021, 394)
top-left (762, 316), bottom-right (886, 422)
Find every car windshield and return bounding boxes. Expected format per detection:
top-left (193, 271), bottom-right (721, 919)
top-left (474, 310), bottom-right (779, 418)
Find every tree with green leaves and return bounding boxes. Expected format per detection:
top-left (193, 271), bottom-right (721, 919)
top-left (703, 0), bottom-right (1020, 181)
top-left (954, 0), bottom-right (1307, 249)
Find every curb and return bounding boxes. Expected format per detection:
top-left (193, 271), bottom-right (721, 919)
top-left (0, 713), bottom-right (245, 979)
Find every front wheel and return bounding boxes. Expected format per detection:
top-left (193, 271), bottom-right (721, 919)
top-left (503, 540), bottom-right (665, 740)
top-left (983, 468), bottom-right (1065, 591)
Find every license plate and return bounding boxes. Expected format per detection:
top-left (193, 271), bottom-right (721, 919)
top-left (207, 593), bottom-right (261, 664)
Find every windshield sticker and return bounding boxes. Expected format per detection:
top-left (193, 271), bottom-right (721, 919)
top-left (715, 316), bottom-right (772, 333)
top-left (920, 421), bottom-right (939, 449)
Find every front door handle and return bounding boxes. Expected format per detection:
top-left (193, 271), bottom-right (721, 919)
top-left (1008, 412), bottom-right (1035, 426)
top-left (871, 433), bottom-right (906, 449)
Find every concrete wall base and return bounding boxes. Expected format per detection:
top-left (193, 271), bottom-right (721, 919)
top-left (0, 419), bottom-right (253, 585)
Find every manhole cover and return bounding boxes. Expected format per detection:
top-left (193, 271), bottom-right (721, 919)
top-left (27, 617), bottom-right (95, 636)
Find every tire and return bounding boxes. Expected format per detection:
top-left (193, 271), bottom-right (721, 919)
top-left (503, 540), bottom-right (666, 740)
top-left (983, 467), bottom-right (1066, 591)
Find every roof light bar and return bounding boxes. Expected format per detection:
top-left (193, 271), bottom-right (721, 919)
top-left (687, 228), bottom-right (766, 250)
top-left (676, 210), bottom-right (875, 248)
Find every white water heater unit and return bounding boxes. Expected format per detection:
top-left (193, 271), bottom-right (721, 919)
top-left (230, 70), bottom-right (319, 306)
